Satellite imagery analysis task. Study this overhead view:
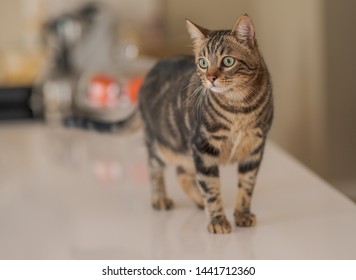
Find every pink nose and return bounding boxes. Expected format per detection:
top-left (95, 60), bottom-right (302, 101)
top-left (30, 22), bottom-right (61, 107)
top-left (207, 75), bottom-right (217, 83)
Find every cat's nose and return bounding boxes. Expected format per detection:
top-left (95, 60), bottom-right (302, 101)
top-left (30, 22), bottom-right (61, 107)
top-left (207, 75), bottom-right (217, 83)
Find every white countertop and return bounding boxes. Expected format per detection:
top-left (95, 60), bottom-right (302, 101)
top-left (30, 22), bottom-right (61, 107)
top-left (0, 123), bottom-right (355, 259)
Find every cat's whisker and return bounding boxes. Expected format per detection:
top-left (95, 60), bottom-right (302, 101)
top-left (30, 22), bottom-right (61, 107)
top-left (192, 87), bottom-right (202, 109)
top-left (194, 88), bottom-right (206, 126)
top-left (189, 85), bottom-right (205, 123)
top-left (183, 85), bottom-right (204, 106)
top-left (183, 82), bottom-right (198, 91)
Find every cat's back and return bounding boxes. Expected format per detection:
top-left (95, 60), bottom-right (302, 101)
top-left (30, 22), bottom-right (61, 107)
top-left (147, 55), bottom-right (195, 81)
top-left (138, 55), bottom-right (195, 106)
top-left (138, 55), bottom-right (196, 151)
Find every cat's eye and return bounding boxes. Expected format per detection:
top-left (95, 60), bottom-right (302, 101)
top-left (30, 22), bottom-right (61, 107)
top-left (222, 56), bottom-right (235, 67)
top-left (198, 58), bottom-right (209, 69)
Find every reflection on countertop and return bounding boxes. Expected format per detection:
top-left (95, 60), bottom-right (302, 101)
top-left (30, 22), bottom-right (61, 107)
top-left (0, 123), bottom-right (356, 259)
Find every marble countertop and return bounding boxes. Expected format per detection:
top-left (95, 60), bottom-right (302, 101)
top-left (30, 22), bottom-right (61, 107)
top-left (0, 123), bottom-right (355, 259)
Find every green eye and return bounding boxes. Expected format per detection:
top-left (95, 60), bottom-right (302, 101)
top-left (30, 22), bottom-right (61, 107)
top-left (198, 58), bottom-right (209, 69)
top-left (222, 56), bottom-right (235, 67)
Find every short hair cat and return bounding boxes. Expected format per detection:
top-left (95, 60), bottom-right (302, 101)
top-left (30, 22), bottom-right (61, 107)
top-left (66, 15), bottom-right (273, 234)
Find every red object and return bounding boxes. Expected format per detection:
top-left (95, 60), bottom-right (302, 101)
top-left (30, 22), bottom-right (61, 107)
top-left (127, 77), bottom-right (143, 104)
top-left (88, 74), bottom-right (120, 108)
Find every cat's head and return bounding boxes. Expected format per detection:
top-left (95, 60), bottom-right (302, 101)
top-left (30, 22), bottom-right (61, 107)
top-left (186, 15), bottom-right (261, 94)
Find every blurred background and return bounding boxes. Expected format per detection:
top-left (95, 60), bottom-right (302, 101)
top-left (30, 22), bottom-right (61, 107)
top-left (0, 0), bottom-right (355, 201)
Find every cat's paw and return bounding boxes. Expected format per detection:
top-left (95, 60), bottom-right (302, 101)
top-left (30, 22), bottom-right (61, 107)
top-left (152, 196), bottom-right (175, 210)
top-left (207, 217), bottom-right (232, 234)
top-left (234, 211), bottom-right (256, 227)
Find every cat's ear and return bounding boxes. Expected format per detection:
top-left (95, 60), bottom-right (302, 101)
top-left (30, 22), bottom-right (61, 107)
top-left (231, 15), bottom-right (255, 47)
top-left (186, 19), bottom-right (210, 43)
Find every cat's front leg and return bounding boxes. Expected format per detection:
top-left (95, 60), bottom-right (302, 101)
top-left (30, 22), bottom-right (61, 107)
top-left (234, 144), bottom-right (265, 227)
top-left (193, 152), bottom-right (231, 234)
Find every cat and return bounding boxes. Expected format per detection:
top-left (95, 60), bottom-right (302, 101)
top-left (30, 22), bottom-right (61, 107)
top-left (66, 15), bottom-right (273, 234)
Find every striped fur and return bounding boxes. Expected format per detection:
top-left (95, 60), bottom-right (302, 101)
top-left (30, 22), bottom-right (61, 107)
top-left (65, 15), bottom-right (273, 234)
top-left (142, 15), bottom-right (273, 234)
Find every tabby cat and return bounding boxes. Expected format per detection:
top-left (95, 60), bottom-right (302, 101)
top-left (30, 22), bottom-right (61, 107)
top-left (66, 15), bottom-right (273, 234)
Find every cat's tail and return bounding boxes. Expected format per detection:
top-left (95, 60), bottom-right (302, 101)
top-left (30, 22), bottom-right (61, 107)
top-left (63, 109), bottom-right (142, 133)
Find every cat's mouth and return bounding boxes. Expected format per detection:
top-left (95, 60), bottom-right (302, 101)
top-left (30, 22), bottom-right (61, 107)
top-left (209, 86), bottom-right (227, 93)
top-left (206, 82), bottom-right (230, 94)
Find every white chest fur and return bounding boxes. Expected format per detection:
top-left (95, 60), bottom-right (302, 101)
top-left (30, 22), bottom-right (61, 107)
top-left (219, 126), bottom-right (261, 165)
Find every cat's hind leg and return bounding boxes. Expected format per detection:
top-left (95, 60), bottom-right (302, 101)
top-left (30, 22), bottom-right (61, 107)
top-left (176, 166), bottom-right (204, 209)
top-left (147, 144), bottom-right (174, 210)
top-left (149, 162), bottom-right (174, 210)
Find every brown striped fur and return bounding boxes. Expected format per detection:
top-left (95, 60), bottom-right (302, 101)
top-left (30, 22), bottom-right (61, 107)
top-left (139, 15), bottom-right (273, 234)
top-left (66, 15), bottom-right (273, 234)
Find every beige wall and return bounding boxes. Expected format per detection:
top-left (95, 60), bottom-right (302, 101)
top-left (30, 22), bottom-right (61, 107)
top-left (324, 0), bottom-right (356, 188)
top-left (247, 0), bottom-right (327, 177)
top-left (0, 1), bottom-right (23, 49)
